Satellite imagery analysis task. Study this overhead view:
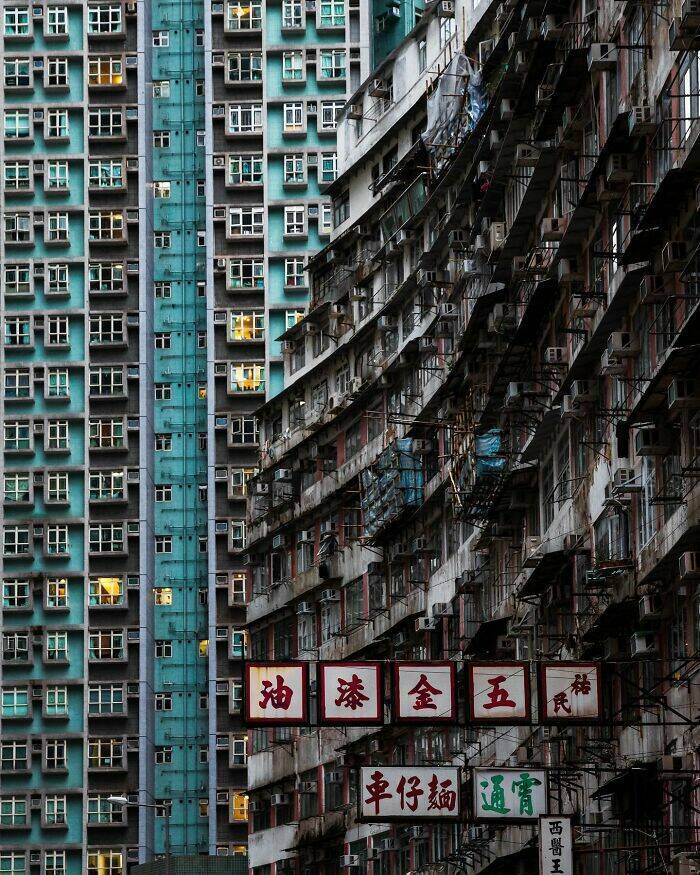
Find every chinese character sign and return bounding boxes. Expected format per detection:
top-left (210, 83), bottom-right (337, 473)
top-left (319, 661), bottom-right (383, 725)
top-left (244, 662), bottom-right (308, 725)
top-left (360, 766), bottom-right (461, 820)
top-left (468, 662), bottom-right (531, 723)
top-left (539, 663), bottom-right (601, 722)
top-left (394, 662), bottom-right (457, 723)
top-left (473, 768), bottom-right (547, 820)
top-left (539, 816), bottom-right (573, 875)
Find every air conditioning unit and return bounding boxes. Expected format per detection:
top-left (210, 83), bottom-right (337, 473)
top-left (320, 521), bottom-right (336, 535)
top-left (641, 273), bottom-right (666, 304)
top-left (541, 216), bottom-right (568, 241)
top-left (449, 229), bottom-right (468, 250)
top-left (557, 258), bottom-right (582, 284)
top-left (571, 380), bottom-right (594, 404)
top-left (274, 469), bottom-right (292, 481)
top-left (667, 378), bottom-right (697, 415)
top-left (380, 838), bottom-right (399, 852)
top-left (605, 153), bottom-right (633, 184)
top-left (662, 240), bottom-right (688, 272)
top-left (432, 602), bottom-right (453, 617)
top-left (282, 340), bottom-right (295, 353)
top-left (678, 551), bottom-right (700, 580)
top-left (588, 43), bottom-right (618, 72)
top-left (298, 781), bottom-right (317, 793)
top-left (541, 14), bottom-right (563, 40)
top-left (478, 39), bottom-right (495, 65)
top-left (438, 0), bottom-right (455, 17)
top-left (416, 617), bottom-right (438, 631)
top-left (366, 849), bottom-right (380, 861)
top-left (341, 856), bottom-right (360, 869)
top-left (490, 303), bottom-right (515, 331)
top-left (271, 794), bottom-right (291, 806)
top-left (630, 631), bottom-right (655, 655)
top-left (377, 316), bottom-right (395, 332)
top-left (438, 302), bottom-right (458, 320)
top-left (296, 601), bottom-right (314, 614)
top-left (612, 468), bottom-right (640, 493)
top-left (319, 589), bottom-right (339, 603)
top-left (544, 346), bottom-right (567, 365)
top-left (639, 594), bottom-right (662, 621)
top-left (600, 350), bottom-right (625, 376)
top-left (515, 144), bottom-right (538, 167)
top-left (348, 102), bottom-right (363, 120)
top-left (297, 529), bottom-right (314, 543)
top-left (561, 395), bottom-right (584, 420)
top-left (634, 427), bottom-right (670, 456)
top-left (272, 534), bottom-right (286, 550)
top-left (419, 336), bottom-right (437, 352)
top-left (628, 104), bottom-right (656, 137)
top-left (489, 222), bottom-right (506, 251)
top-left (368, 78), bottom-right (389, 98)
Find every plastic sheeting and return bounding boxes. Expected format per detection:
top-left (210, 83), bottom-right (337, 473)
top-left (360, 438), bottom-right (424, 538)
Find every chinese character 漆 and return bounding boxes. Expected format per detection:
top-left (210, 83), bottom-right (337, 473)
top-left (334, 673), bottom-right (370, 711)
top-left (408, 673), bottom-right (441, 711)
top-left (483, 674), bottom-right (516, 710)
top-left (259, 674), bottom-right (293, 710)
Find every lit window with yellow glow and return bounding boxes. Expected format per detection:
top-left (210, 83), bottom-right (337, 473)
top-left (88, 56), bottom-right (124, 86)
top-left (229, 363), bottom-right (264, 392)
top-left (231, 792), bottom-right (248, 822)
top-left (89, 576), bottom-right (124, 606)
top-left (228, 311), bottom-right (265, 341)
top-left (154, 587), bottom-right (172, 606)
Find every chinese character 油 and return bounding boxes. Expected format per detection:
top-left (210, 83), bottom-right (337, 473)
top-left (259, 674), bottom-right (293, 710)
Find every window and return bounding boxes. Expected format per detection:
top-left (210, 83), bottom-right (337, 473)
top-left (4, 317), bottom-right (31, 348)
top-left (0, 797), bottom-right (27, 827)
top-left (155, 433), bottom-right (172, 451)
top-left (3, 58), bottom-right (30, 88)
top-left (44, 161), bottom-right (68, 193)
top-left (46, 419), bottom-right (69, 451)
top-left (154, 231), bottom-right (171, 248)
top-left (3, 7), bottom-right (30, 36)
top-left (89, 576), bottom-right (124, 607)
top-left (228, 154), bottom-right (264, 185)
top-left (46, 472), bottom-right (69, 504)
top-left (228, 51), bottom-right (263, 81)
top-left (3, 162), bottom-right (30, 194)
top-left (1, 687), bottom-right (29, 718)
top-left (3, 110), bottom-right (30, 140)
top-left (89, 470), bottom-right (125, 502)
top-left (153, 29), bottom-right (170, 46)
top-left (46, 316), bottom-right (69, 348)
top-left (319, 50), bottom-right (346, 79)
top-left (228, 258), bottom-right (264, 289)
top-left (89, 629), bottom-right (125, 661)
top-left (87, 795), bottom-right (123, 825)
top-left (154, 280), bottom-right (172, 297)
top-left (229, 312), bottom-right (265, 341)
top-left (2, 579), bottom-right (30, 610)
top-left (89, 366), bottom-right (124, 397)
top-left (89, 262), bottom-right (124, 294)
top-left (46, 368), bottom-right (70, 398)
top-left (44, 851), bottom-right (66, 875)
top-left (155, 693), bottom-right (172, 711)
top-left (285, 258), bottom-right (306, 287)
top-left (155, 746), bottom-right (173, 764)
top-left (155, 383), bottom-right (172, 401)
top-left (283, 51), bottom-right (304, 80)
top-left (155, 484), bottom-right (172, 502)
top-left (44, 795), bottom-right (66, 827)
top-left (228, 206), bottom-right (264, 236)
top-left (320, 0), bottom-right (345, 26)
top-left (333, 190), bottom-right (350, 227)
top-left (321, 152), bottom-right (337, 183)
top-left (155, 639), bottom-right (172, 658)
top-left (155, 537), bottom-right (172, 555)
top-left (46, 6), bottom-right (68, 35)
top-left (90, 313), bottom-right (125, 345)
top-left (4, 264), bottom-right (31, 297)
top-left (46, 109), bottom-right (69, 139)
top-left (228, 103), bottom-right (263, 133)
top-left (89, 418), bottom-right (124, 449)
top-left (3, 421), bottom-right (31, 452)
top-left (4, 213), bottom-right (31, 244)
top-left (46, 57), bottom-right (69, 87)
top-left (283, 102), bottom-right (304, 131)
top-left (284, 153), bottom-right (305, 183)
top-left (45, 525), bottom-right (69, 556)
top-left (88, 684), bottom-right (125, 715)
top-left (230, 416), bottom-right (259, 444)
top-left (0, 741), bottom-right (28, 772)
top-left (87, 852), bottom-right (123, 875)
top-left (2, 633), bottom-right (29, 663)
top-left (45, 631), bottom-right (68, 661)
top-left (88, 737), bottom-right (124, 769)
top-left (284, 206), bottom-right (306, 235)
top-left (230, 364), bottom-right (265, 392)
top-left (88, 4), bottom-right (123, 34)
top-left (153, 129), bottom-right (171, 148)
top-left (44, 739), bottom-right (67, 770)
top-left (154, 181), bottom-right (170, 198)
top-left (89, 211), bottom-right (125, 241)
top-left (231, 792), bottom-right (249, 822)
top-left (0, 854), bottom-right (26, 874)
top-left (46, 580), bottom-right (68, 610)
top-left (321, 100), bottom-right (344, 130)
top-left (88, 106), bottom-right (124, 138)
top-left (227, 0), bottom-right (262, 29)
top-left (3, 526), bottom-right (30, 557)
top-left (282, 0), bottom-right (303, 28)
top-left (88, 56), bottom-right (123, 86)
top-left (89, 159), bottom-right (124, 189)
top-left (89, 523), bottom-right (125, 554)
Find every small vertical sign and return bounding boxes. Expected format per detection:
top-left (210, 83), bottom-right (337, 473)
top-left (539, 816), bottom-right (573, 875)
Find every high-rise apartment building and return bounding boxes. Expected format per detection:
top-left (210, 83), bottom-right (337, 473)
top-left (0, 0), bottom-right (375, 868)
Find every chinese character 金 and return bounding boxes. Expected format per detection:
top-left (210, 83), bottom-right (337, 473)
top-left (483, 674), bottom-right (516, 710)
top-left (259, 674), bottom-right (293, 710)
top-left (408, 673), bottom-right (441, 711)
top-left (427, 774), bottom-right (457, 812)
top-left (480, 775), bottom-right (510, 814)
top-left (552, 691), bottom-right (572, 714)
top-left (334, 673), bottom-right (370, 711)
top-left (397, 775), bottom-right (424, 811)
top-left (364, 770), bottom-right (391, 815)
top-left (571, 672), bottom-right (591, 695)
top-left (511, 772), bottom-right (542, 816)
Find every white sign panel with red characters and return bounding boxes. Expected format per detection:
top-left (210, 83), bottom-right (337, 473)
top-left (539, 662), bottom-right (602, 722)
top-left (539, 816), bottom-right (573, 875)
top-left (360, 766), bottom-right (461, 820)
top-left (319, 661), bottom-right (383, 725)
top-left (244, 662), bottom-right (309, 726)
top-left (468, 661), bottom-right (531, 723)
top-left (394, 661), bottom-right (457, 723)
